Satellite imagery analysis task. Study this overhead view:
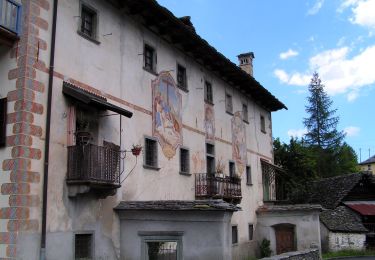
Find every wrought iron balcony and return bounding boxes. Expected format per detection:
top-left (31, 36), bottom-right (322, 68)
top-left (0, 0), bottom-right (21, 46)
top-left (195, 173), bottom-right (242, 204)
top-left (261, 159), bottom-right (288, 203)
top-left (67, 144), bottom-right (121, 190)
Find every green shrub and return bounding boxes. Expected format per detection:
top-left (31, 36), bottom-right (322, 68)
top-left (259, 239), bottom-right (272, 258)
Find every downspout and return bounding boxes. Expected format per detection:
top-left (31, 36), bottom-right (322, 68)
top-left (40, 0), bottom-right (58, 259)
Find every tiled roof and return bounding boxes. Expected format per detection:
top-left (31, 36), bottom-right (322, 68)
top-left (320, 206), bottom-right (368, 233)
top-left (114, 200), bottom-right (240, 212)
top-left (359, 155), bottom-right (375, 165)
top-left (307, 173), bottom-right (364, 209)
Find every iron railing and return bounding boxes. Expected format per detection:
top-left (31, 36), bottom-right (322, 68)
top-left (261, 160), bottom-right (287, 202)
top-left (195, 173), bottom-right (242, 203)
top-left (67, 144), bottom-right (121, 187)
top-left (0, 0), bottom-right (21, 34)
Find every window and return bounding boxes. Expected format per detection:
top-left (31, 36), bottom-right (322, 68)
top-left (144, 44), bottom-right (156, 73)
top-left (204, 81), bottom-right (213, 104)
top-left (249, 224), bottom-right (254, 240)
top-left (79, 4), bottom-right (98, 40)
top-left (368, 165), bottom-right (372, 171)
top-left (226, 93), bottom-right (233, 114)
top-left (232, 225), bottom-right (238, 244)
top-left (75, 233), bottom-right (93, 259)
top-left (206, 143), bottom-right (215, 175)
top-left (229, 161), bottom-right (235, 178)
top-left (260, 115), bottom-right (266, 133)
top-left (0, 98), bottom-right (7, 147)
top-left (144, 137), bottom-right (158, 168)
top-left (180, 147), bottom-right (190, 175)
top-left (246, 165), bottom-right (252, 185)
top-left (242, 104), bottom-right (248, 123)
top-left (177, 64), bottom-right (187, 90)
top-left (140, 232), bottom-right (183, 260)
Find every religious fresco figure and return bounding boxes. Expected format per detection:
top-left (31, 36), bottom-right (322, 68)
top-left (152, 71), bottom-right (183, 159)
top-left (232, 111), bottom-right (247, 176)
top-left (204, 103), bottom-right (215, 141)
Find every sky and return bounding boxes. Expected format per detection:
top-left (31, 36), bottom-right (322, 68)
top-left (157, 0), bottom-right (375, 162)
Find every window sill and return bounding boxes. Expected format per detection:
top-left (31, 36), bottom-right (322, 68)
top-left (143, 67), bottom-right (158, 76)
top-left (204, 100), bottom-right (214, 106)
top-left (246, 183), bottom-right (253, 186)
top-left (77, 31), bottom-right (100, 45)
top-left (143, 165), bottom-right (161, 171)
top-left (179, 172), bottom-right (191, 176)
top-left (243, 120), bottom-right (249, 124)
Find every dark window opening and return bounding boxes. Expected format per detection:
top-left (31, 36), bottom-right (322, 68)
top-left (246, 165), bottom-right (252, 185)
top-left (226, 93), bottom-right (233, 114)
top-left (204, 81), bottom-right (213, 104)
top-left (75, 233), bottom-right (93, 259)
top-left (260, 115), bottom-right (266, 133)
top-left (242, 104), bottom-right (248, 122)
top-left (80, 5), bottom-right (97, 38)
top-left (144, 137), bottom-right (158, 168)
top-left (0, 98), bottom-right (7, 147)
top-left (232, 226), bottom-right (238, 244)
top-left (177, 64), bottom-right (187, 90)
top-left (180, 148), bottom-right (190, 174)
top-left (206, 143), bottom-right (215, 175)
top-left (144, 44), bottom-right (156, 72)
top-left (249, 224), bottom-right (254, 240)
top-left (229, 161), bottom-right (235, 178)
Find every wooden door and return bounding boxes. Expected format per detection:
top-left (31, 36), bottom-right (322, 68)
top-left (275, 225), bottom-right (295, 254)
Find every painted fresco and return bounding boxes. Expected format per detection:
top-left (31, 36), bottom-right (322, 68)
top-left (204, 103), bottom-right (215, 141)
top-left (152, 71), bottom-right (183, 159)
top-left (232, 111), bottom-right (247, 176)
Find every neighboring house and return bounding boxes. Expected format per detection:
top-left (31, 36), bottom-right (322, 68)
top-left (308, 173), bottom-right (375, 252)
top-left (0, 0), bottom-right (323, 259)
top-left (359, 155), bottom-right (375, 173)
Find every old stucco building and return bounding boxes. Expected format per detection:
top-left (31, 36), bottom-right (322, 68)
top-left (0, 0), bottom-right (321, 259)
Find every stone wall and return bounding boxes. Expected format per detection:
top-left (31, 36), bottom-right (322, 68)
top-left (328, 232), bottom-right (366, 252)
top-left (260, 249), bottom-right (321, 260)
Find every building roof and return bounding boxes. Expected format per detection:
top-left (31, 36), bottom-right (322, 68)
top-left (320, 206), bottom-right (367, 233)
top-left (257, 204), bottom-right (322, 214)
top-left (307, 173), bottom-right (366, 209)
top-left (119, 0), bottom-right (287, 112)
top-left (114, 200), bottom-right (240, 212)
top-left (344, 201), bottom-right (375, 216)
top-left (359, 155), bottom-right (375, 165)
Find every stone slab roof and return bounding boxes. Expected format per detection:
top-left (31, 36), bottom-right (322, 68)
top-left (320, 206), bottom-right (368, 233)
top-left (359, 155), bottom-right (375, 165)
top-left (114, 200), bottom-right (240, 212)
top-left (257, 204), bottom-right (322, 214)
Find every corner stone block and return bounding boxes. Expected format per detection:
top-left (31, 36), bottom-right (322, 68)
top-left (1, 183), bottom-right (30, 195)
top-left (0, 232), bottom-right (17, 244)
top-left (0, 207), bottom-right (30, 219)
top-left (2, 158), bottom-right (31, 171)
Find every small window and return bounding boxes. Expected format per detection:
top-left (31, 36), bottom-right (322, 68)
top-left (249, 224), bottom-right (254, 240)
top-left (226, 93), bottom-right (233, 114)
top-left (242, 104), bottom-right (248, 122)
top-left (204, 81), bottom-right (213, 104)
top-left (368, 165), bottom-right (371, 171)
top-left (80, 4), bottom-right (97, 39)
top-left (260, 115), bottom-right (266, 133)
top-left (177, 64), bottom-right (187, 90)
top-left (144, 137), bottom-right (158, 168)
top-left (0, 98), bottom-right (7, 147)
top-left (206, 143), bottom-right (215, 175)
top-left (229, 161), bottom-right (235, 178)
top-left (180, 148), bottom-right (190, 175)
top-left (144, 44), bottom-right (156, 73)
top-left (246, 165), bottom-right (252, 185)
top-left (232, 226), bottom-right (238, 244)
top-left (75, 233), bottom-right (93, 259)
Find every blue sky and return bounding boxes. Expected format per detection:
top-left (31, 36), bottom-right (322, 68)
top-left (157, 0), bottom-right (375, 162)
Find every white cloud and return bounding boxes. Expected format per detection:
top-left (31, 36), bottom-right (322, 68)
top-left (307, 0), bottom-right (325, 15)
top-left (344, 126), bottom-right (360, 137)
top-left (274, 44), bottom-right (375, 98)
top-left (280, 49), bottom-right (299, 60)
top-left (341, 0), bottom-right (375, 30)
top-left (287, 128), bottom-right (308, 139)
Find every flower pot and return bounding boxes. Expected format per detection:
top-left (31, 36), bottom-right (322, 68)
top-left (131, 147), bottom-right (142, 156)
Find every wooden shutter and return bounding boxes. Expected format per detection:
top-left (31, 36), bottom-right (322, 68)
top-left (67, 106), bottom-right (76, 146)
top-left (0, 98), bottom-right (7, 147)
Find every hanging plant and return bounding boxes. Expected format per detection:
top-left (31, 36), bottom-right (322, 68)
top-left (131, 144), bottom-right (142, 156)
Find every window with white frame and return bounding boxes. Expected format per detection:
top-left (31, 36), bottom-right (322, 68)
top-left (79, 3), bottom-right (98, 41)
top-left (144, 137), bottom-right (158, 168)
top-left (144, 44), bottom-right (157, 73)
top-left (180, 147), bottom-right (190, 175)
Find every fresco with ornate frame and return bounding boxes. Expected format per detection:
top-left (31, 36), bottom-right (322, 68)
top-left (152, 71), bottom-right (183, 159)
top-left (204, 103), bottom-right (215, 141)
top-left (232, 111), bottom-right (247, 176)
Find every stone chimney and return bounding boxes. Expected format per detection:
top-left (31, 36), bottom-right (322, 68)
top-left (237, 52), bottom-right (255, 77)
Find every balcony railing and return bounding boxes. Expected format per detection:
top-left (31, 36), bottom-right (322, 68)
top-left (261, 159), bottom-right (288, 202)
top-left (195, 173), bottom-right (242, 204)
top-left (0, 0), bottom-right (21, 46)
top-left (67, 144), bottom-right (121, 189)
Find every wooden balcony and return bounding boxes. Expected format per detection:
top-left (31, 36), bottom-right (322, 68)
top-left (195, 173), bottom-right (242, 204)
top-left (67, 144), bottom-right (121, 196)
top-left (0, 0), bottom-right (21, 46)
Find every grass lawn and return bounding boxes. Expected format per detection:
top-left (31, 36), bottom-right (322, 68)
top-left (323, 249), bottom-right (375, 259)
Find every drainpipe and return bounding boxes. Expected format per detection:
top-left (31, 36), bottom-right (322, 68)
top-left (40, 0), bottom-right (58, 259)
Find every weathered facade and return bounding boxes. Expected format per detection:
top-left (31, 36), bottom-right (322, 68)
top-left (0, 0), bottom-right (294, 259)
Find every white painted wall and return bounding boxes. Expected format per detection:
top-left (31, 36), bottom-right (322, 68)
top-left (328, 232), bottom-right (366, 252)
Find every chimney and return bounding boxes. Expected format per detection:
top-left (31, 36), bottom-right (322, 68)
top-left (237, 52), bottom-right (255, 77)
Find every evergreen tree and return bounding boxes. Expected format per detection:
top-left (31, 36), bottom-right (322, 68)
top-left (303, 72), bottom-right (345, 149)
